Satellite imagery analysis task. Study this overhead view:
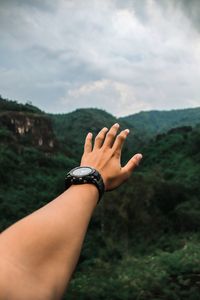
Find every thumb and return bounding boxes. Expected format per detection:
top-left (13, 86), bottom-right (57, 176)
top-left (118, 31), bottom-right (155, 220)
top-left (122, 153), bottom-right (143, 177)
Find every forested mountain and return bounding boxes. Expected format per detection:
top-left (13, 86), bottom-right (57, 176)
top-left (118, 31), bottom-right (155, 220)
top-left (0, 95), bottom-right (43, 114)
top-left (121, 107), bottom-right (200, 139)
top-left (50, 108), bottom-right (142, 164)
top-left (1, 96), bottom-right (200, 299)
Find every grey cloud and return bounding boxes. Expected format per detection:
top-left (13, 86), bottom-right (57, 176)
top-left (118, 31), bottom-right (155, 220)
top-left (0, 0), bottom-right (56, 11)
top-left (177, 0), bottom-right (200, 30)
top-left (0, 0), bottom-right (200, 116)
top-left (156, 0), bottom-right (200, 30)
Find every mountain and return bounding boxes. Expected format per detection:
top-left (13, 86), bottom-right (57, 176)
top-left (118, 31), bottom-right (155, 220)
top-left (0, 98), bottom-right (57, 152)
top-left (120, 107), bottom-right (200, 139)
top-left (0, 97), bottom-right (142, 164)
top-left (50, 108), bottom-right (142, 163)
top-left (1, 95), bottom-right (200, 147)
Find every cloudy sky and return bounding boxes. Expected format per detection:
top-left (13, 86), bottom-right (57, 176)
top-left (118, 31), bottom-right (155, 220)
top-left (0, 0), bottom-right (200, 117)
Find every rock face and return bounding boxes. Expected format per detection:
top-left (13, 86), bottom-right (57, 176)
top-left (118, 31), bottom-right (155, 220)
top-left (0, 111), bottom-right (57, 151)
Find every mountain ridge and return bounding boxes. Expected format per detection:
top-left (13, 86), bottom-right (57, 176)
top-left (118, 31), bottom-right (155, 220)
top-left (1, 94), bottom-right (200, 122)
top-left (120, 106), bottom-right (200, 138)
top-left (2, 96), bottom-right (200, 153)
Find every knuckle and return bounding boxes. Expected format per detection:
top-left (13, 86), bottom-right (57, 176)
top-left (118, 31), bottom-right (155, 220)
top-left (114, 151), bottom-right (120, 158)
top-left (98, 127), bottom-right (107, 135)
top-left (95, 135), bottom-right (101, 140)
top-left (116, 134), bottom-right (125, 143)
top-left (101, 145), bottom-right (109, 152)
top-left (84, 141), bottom-right (88, 147)
top-left (118, 132), bottom-right (126, 139)
top-left (107, 131), bottom-right (114, 138)
top-left (95, 133), bottom-right (104, 141)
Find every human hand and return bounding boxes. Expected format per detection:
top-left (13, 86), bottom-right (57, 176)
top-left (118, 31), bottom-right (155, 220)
top-left (80, 123), bottom-right (143, 191)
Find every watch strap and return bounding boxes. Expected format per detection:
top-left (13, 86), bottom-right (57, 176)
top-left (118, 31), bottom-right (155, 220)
top-left (65, 167), bottom-right (105, 202)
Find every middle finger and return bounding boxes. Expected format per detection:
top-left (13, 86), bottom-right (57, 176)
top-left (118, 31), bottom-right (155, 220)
top-left (103, 123), bottom-right (120, 148)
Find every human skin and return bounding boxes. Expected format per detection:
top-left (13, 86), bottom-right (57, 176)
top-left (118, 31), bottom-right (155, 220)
top-left (0, 123), bottom-right (142, 300)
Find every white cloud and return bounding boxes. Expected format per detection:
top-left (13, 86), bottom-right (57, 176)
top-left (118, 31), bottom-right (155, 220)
top-left (0, 0), bottom-right (200, 115)
top-left (61, 79), bottom-right (152, 116)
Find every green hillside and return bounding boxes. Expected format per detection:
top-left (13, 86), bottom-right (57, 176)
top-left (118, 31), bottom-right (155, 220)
top-left (1, 97), bottom-right (200, 299)
top-left (121, 107), bottom-right (200, 139)
top-left (50, 108), bottom-right (142, 164)
top-left (0, 95), bottom-right (43, 114)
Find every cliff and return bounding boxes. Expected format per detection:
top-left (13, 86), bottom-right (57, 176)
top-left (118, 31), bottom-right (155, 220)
top-left (0, 111), bottom-right (57, 152)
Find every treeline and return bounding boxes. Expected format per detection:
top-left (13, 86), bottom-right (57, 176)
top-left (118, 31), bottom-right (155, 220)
top-left (0, 95), bottom-right (43, 114)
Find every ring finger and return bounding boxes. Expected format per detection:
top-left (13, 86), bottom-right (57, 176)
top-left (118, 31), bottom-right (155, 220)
top-left (93, 127), bottom-right (109, 150)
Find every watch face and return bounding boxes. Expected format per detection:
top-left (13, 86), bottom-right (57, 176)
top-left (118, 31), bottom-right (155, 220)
top-left (72, 167), bottom-right (93, 177)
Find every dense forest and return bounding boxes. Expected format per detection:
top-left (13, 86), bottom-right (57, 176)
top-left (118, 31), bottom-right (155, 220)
top-left (1, 95), bottom-right (200, 299)
top-left (120, 107), bottom-right (200, 140)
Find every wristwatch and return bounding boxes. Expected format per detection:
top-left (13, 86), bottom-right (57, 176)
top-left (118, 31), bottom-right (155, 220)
top-left (65, 166), bottom-right (105, 202)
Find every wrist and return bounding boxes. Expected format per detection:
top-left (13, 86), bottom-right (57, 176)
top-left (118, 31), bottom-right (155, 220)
top-left (65, 166), bottom-right (105, 202)
top-left (68, 184), bottom-right (99, 205)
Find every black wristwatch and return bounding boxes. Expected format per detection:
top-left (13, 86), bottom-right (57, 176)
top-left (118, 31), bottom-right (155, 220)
top-left (65, 166), bottom-right (105, 202)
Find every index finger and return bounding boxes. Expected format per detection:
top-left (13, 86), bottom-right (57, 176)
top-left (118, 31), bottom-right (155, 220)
top-left (84, 132), bottom-right (93, 153)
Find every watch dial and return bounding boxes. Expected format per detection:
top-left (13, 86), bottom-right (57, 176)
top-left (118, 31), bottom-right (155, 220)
top-left (72, 167), bottom-right (92, 176)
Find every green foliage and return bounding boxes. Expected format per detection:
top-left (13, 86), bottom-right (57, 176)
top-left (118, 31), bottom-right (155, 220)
top-left (0, 127), bottom-right (13, 142)
top-left (141, 125), bottom-right (200, 187)
top-left (1, 97), bottom-right (200, 299)
top-left (121, 108), bottom-right (200, 140)
top-left (0, 145), bottom-right (77, 230)
top-left (66, 238), bottom-right (200, 300)
top-left (0, 95), bottom-right (43, 114)
top-left (50, 108), bottom-right (143, 162)
top-left (175, 199), bottom-right (200, 231)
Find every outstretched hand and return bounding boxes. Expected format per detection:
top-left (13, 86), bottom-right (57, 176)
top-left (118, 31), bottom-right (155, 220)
top-left (80, 123), bottom-right (143, 191)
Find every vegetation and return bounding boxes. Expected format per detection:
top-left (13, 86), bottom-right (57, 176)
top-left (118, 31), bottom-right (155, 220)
top-left (1, 96), bottom-right (200, 299)
top-left (0, 95), bottom-right (43, 114)
top-left (121, 107), bottom-right (200, 140)
top-left (50, 108), bottom-right (143, 162)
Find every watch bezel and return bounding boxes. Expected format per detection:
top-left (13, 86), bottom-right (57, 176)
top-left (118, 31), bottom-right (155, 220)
top-left (69, 166), bottom-right (95, 178)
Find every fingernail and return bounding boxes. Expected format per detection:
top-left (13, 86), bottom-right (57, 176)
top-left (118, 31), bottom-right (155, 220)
top-left (114, 123), bottom-right (119, 127)
top-left (88, 132), bottom-right (92, 137)
top-left (124, 129), bottom-right (130, 134)
top-left (136, 153), bottom-right (143, 165)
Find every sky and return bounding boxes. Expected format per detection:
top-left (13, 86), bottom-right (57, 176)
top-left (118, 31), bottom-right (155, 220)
top-left (0, 0), bottom-right (200, 117)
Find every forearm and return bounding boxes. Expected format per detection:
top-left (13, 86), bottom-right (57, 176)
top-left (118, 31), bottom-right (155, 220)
top-left (0, 123), bottom-right (142, 300)
top-left (0, 184), bottom-right (98, 299)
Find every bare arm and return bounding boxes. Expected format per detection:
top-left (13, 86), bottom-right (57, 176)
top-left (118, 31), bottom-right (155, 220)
top-left (0, 123), bottom-right (142, 300)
